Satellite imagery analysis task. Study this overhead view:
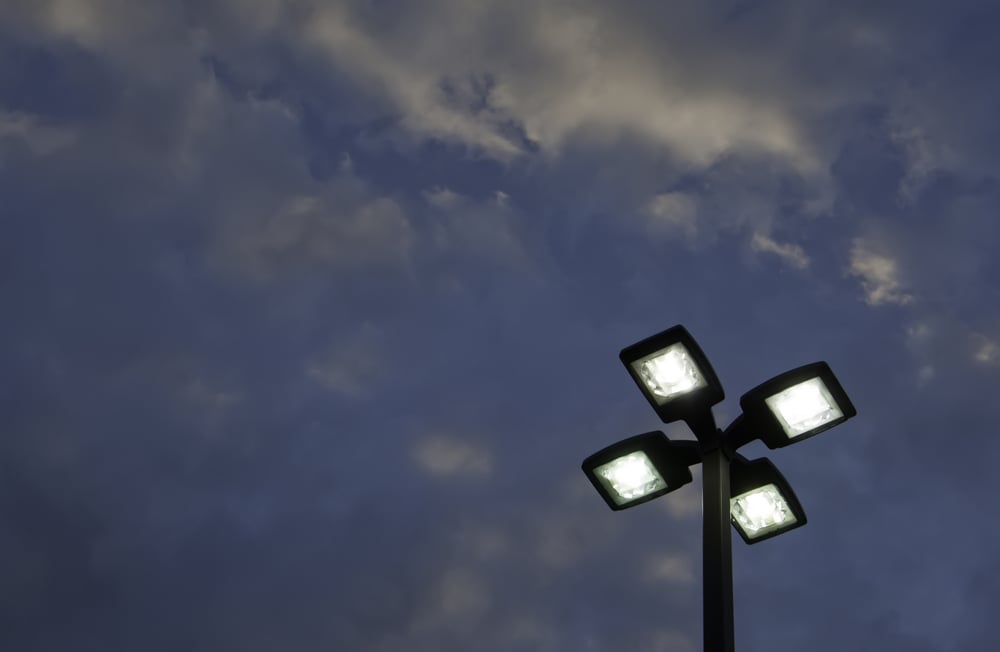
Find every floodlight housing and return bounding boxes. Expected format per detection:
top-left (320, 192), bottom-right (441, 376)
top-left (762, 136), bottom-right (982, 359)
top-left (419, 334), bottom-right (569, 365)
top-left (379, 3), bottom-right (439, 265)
top-left (729, 455), bottom-right (806, 544)
top-left (737, 362), bottom-right (856, 450)
top-left (620, 325), bottom-right (724, 426)
top-left (582, 431), bottom-right (698, 511)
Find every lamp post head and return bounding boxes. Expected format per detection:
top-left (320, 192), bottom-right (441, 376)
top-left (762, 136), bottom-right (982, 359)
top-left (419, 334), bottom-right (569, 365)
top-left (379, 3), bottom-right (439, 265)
top-left (738, 361), bottom-right (856, 449)
top-left (729, 455), bottom-right (807, 544)
top-left (620, 325), bottom-right (725, 429)
top-left (582, 431), bottom-right (699, 511)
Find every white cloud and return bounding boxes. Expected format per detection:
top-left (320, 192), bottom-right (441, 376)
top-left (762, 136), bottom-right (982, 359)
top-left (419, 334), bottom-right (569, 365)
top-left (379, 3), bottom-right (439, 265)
top-left (661, 469), bottom-right (701, 520)
top-left (906, 322), bottom-right (932, 345)
top-left (425, 186), bottom-right (533, 275)
top-left (303, 4), bottom-right (525, 160)
top-left (504, 616), bottom-right (558, 648)
top-left (973, 336), bottom-right (1000, 365)
top-left (750, 232), bottom-right (810, 269)
top-left (849, 239), bottom-right (914, 306)
top-left (406, 567), bottom-right (492, 637)
top-left (453, 524), bottom-right (509, 561)
top-left (306, 323), bottom-right (384, 398)
top-left (227, 183), bottom-right (414, 279)
top-left (641, 629), bottom-right (697, 652)
top-left (412, 434), bottom-right (493, 478)
top-left (0, 111), bottom-right (76, 156)
top-left (423, 186), bottom-right (464, 210)
top-left (433, 568), bottom-right (491, 620)
top-left (303, 1), bottom-right (818, 170)
top-left (644, 552), bottom-right (695, 584)
top-left (644, 192), bottom-right (698, 240)
top-left (6, 0), bottom-right (185, 65)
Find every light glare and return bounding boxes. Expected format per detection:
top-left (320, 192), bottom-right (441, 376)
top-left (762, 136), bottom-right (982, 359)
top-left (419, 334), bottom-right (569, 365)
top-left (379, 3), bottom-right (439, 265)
top-left (595, 452), bottom-right (667, 505)
top-left (631, 344), bottom-right (707, 404)
top-left (731, 484), bottom-right (797, 538)
top-left (765, 377), bottom-right (843, 438)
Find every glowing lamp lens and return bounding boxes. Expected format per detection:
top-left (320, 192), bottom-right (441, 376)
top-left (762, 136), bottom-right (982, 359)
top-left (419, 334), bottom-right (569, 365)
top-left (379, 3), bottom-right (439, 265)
top-left (594, 452), bottom-right (667, 505)
top-left (731, 484), bottom-right (798, 538)
top-left (631, 344), bottom-right (707, 404)
top-left (764, 377), bottom-right (844, 438)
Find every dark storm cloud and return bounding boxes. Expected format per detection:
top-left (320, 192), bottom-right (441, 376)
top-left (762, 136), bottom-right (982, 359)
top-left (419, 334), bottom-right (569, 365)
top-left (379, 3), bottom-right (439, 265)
top-left (1, 1), bottom-right (999, 651)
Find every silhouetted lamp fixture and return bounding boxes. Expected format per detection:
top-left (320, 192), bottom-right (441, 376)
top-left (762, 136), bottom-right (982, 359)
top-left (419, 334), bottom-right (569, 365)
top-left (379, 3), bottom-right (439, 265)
top-left (729, 454), bottom-right (806, 544)
top-left (620, 325), bottom-right (724, 427)
top-left (582, 325), bottom-right (856, 652)
top-left (582, 431), bottom-right (699, 511)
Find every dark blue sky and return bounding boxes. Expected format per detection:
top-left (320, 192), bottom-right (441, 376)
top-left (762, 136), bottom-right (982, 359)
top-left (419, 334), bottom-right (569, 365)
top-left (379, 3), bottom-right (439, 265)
top-left (2, 1), bottom-right (999, 650)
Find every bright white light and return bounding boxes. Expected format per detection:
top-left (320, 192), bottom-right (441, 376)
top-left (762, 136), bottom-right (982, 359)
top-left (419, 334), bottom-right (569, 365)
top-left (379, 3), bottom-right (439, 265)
top-left (765, 377), bottom-right (843, 438)
top-left (595, 452), bottom-right (667, 505)
top-left (631, 343), bottom-right (707, 404)
top-left (731, 484), bottom-right (797, 538)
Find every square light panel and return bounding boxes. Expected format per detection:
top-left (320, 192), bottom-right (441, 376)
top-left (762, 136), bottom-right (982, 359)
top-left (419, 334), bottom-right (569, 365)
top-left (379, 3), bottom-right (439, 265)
top-left (594, 452), bottom-right (668, 506)
top-left (764, 377), bottom-right (844, 438)
top-left (630, 343), bottom-right (708, 404)
top-left (737, 361), bottom-right (856, 449)
top-left (731, 484), bottom-right (797, 540)
top-left (620, 326), bottom-right (725, 425)
top-left (581, 431), bottom-right (695, 511)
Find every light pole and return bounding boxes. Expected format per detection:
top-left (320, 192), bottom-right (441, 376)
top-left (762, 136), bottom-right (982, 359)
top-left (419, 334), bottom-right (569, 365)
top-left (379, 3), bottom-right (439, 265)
top-left (582, 325), bottom-right (856, 652)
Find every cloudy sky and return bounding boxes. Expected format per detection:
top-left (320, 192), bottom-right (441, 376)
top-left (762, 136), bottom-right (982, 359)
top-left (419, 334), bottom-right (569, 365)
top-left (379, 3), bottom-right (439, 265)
top-left (2, 1), bottom-right (999, 650)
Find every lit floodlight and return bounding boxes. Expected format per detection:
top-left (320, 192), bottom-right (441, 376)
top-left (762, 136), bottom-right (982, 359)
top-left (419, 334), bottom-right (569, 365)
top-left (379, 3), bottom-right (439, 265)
top-left (631, 343), bottom-right (708, 402)
top-left (732, 485), bottom-right (797, 538)
top-left (582, 431), bottom-right (698, 511)
top-left (620, 325), bottom-right (724, 425)
top-left (729, 455), bottom-right (806, 544)
top-left (594, 451), bottom-right (667, 503)
top-left (737, 362), bottom-right (856, 449)
top-left (765, 377), bottom-right (843, 437)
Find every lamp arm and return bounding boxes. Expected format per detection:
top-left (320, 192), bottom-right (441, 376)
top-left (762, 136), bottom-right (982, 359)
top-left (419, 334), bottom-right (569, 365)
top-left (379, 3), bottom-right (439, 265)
top-left (722, 414), bottom-right (757, 453)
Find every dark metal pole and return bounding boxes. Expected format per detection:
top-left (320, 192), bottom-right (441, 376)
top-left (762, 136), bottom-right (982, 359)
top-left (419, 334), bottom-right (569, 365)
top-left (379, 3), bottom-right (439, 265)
top-left (702, 443), bottom-right (735, 652)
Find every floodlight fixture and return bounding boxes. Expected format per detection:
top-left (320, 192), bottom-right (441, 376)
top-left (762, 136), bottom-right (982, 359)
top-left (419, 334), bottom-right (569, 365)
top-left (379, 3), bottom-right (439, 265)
top-left (586, 325), bottom-right (858, 651)
top-left (729, 455), bottom-right (806, 544)
top-left (620, 325), bottom-right (724, 428)
top-left (735, 361), bottom-right (856, 450)
top-left (582, 431), bottom-right (699, 511)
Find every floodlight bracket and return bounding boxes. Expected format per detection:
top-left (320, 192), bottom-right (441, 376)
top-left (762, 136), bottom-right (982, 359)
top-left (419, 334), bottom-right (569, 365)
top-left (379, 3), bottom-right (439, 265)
top-left (721, 414), bottom-right (756, 453)
top-left (685, 409), bottom-right (721, 448)
top-left (669, 439), bottom-right (704, 467)
top-left (620, 325), bottom-right (725, 425)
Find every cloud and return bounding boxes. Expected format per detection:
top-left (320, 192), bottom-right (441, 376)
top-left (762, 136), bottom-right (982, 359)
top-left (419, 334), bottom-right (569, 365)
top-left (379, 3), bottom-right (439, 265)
top-left (641, 629), bottom-right (697, 652)
top-left (306, 322), bottom-right (385, 398)
top-left (452, 524), bottom-right (509, 561)
top-left (423, 567), bottom-right (491, 624)
top-left (750, 232), bottom-right (810, 269)
top-left (412, 434), bottom-right (493, 478)
top-left (424, 186), bottom-right (533, 275)
top-left (661, 468), bottom-right (701, 520)
top-left (0, 111), bottom-right (76, 155)
top-left (644, 192), bottom-right (699, 240)
top-left (643, 552), bottom-right (695, 584)
top-left (973, 336), bottom-right (1000, 365)
top-left (423, 186), bottom-right (463, 210)
top-left (849, 238), bottom-right (913, 306)
top-left (302, 0), bottom-right (817, 170)
top-left (302, 4), bottom-right (525, 161)
top-left (225, 183), bottom-right (414, 280)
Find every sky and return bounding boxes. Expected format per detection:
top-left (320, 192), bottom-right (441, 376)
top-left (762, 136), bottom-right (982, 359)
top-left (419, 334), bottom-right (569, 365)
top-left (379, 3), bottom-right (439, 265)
top-left (1, 1), bottom-right (999, 650)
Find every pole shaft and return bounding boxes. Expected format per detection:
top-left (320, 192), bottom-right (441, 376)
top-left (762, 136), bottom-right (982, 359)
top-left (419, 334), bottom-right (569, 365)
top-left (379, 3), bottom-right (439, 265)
top-left (702, 445), bottom-right (735, 652)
